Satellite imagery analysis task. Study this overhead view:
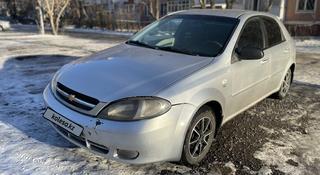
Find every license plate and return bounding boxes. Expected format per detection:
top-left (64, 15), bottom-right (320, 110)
top-left (43, 108), bottom-right (83, 136)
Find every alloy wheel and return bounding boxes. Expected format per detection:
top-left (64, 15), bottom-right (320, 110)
top-left (188, 117), bottom-right (214, 158)
top-left (280, 70), bottom-right (291, 96)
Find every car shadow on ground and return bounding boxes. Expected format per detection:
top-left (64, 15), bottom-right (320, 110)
top-left (0, 54), bottom-right (319, 174)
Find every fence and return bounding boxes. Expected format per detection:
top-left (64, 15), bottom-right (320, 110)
top-left (66, 3), bottom-right (154, 32)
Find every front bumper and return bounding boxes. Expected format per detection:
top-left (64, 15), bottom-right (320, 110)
top-left (43, 85), bottom-right (196, 164)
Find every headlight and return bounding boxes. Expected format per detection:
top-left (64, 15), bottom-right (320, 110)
top-left (50, 72), bottom-right (58, 91)
top-left (98, 97), bottom-right (171, 121)
top-left (50, 64), bottom-right (70, 91)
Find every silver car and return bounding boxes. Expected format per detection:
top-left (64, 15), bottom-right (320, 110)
top-left (43, 10), bottom-right (295, 165)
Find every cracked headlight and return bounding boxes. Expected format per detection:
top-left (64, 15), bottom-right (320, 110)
top-left (98, 97), bottom-right (171, 121)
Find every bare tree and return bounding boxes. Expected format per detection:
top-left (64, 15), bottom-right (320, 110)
top-left (150, 0), bottom-right (160, 19)
top-left (142, 0), bottom-right (160, 20)
top-left (210, 0), bottom-right (215, 9)
top-left (5, 0), bottom-right (18, 19)
top-left (36, 0), bottom-right (45, 34)
top-left (71, 0), bottom-right (89, 27)
top-left (225, 0), bottom-right (235, 9)
top-left (39, 0), bottom-right (70, 35)
top-left (265, 0), bottom-right (274, 12)
top-left (156, 0), bottom-right (160, 19)
top-left (199, 0), bottom-right (206, 9)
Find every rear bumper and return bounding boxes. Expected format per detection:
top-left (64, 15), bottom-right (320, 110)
top-left (43, 85), bottom-right (196, 164)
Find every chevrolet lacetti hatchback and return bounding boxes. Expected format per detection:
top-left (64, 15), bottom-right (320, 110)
top-left (43, 10), bottom-right (296, 165)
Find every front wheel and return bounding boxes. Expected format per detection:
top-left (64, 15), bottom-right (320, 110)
top-left (180, 106), bottom-right (216, 165)
top-left (273, 68), bottom-right (292, 99)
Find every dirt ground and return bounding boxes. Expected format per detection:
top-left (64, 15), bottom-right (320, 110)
top-left (0, 28), bottom-right (319, 175)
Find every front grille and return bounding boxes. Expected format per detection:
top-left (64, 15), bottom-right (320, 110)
top-left (56, 82), bottom-right (99, 111)
top-left (53, 124), bottom-right (109, 154)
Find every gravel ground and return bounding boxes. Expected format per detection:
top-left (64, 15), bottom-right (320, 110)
top-left (0, 28), bottom-right (319, 175)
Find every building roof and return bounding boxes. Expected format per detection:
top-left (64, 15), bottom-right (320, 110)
top-left (172, 9), bottom-right (254, 18)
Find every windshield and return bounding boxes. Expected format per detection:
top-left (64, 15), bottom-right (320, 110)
top-left (127, 15), bottom-right (239, 57)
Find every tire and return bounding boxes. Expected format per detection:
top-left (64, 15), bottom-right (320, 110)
top-left (180, 105), bottom-right (216, 165)
top-left (0, 26), bottom-right (3, 32)
top-left (272, 68), bottom-right (292, 100)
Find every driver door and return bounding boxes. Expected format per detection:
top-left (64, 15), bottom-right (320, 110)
top-left (229, 17), bottom-right (271, 116)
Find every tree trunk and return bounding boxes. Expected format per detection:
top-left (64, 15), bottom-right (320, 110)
top-left (156, 0), bottom-right (160, 19)
top-left (49, 14), bottom-right (58, 35)
top-left (226, 0), bottom-right (235, 9)
top-left (210, 0), bottom-right (215, 9)
top-left (36, 0), bottom-right (45, 35)
top-left (55, 0), bottom-right (70, 35)
top-left (147, 0), bottom-right (159, 20)
top-left (38, 7), bottom-right (45, 34)
top-left (73, 0), bottom-right (81, 26)
top-left (43, 0), bottom-right (70, 35)
top-left (200, 0), bottom-right (206, 9)
top-left (6, 0), bottom-right (18, 19)
top-left (266, 0), bottom-right (274, 12)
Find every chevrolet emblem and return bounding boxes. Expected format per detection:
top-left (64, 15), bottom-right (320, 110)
top-left (68, 94), bottom-right (76, 102)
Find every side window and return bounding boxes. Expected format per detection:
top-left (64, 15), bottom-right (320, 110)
top-left (237, 19), bottom-right (264, 51)
top-left (263, 17), bottom-right (283, 48)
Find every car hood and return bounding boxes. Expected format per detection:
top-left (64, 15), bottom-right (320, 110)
top-left (56, 44), bottom-right (212, 102)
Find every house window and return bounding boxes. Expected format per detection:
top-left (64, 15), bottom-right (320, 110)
top-left (297, 0), bottom-right (316, 12)
top-left (160, 3), bottom-right (167, 16)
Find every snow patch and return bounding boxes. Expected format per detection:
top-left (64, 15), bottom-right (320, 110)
top-left (254, 111), bottom-right (320, 175)
top-left (257, 166), bottom-right (272, 175)
top-left (295, 38), bottom-right (320, 54)
top-left (224, 161), bottom-right (237, 175)
top-left (64, 26), bottom-right (134, 37)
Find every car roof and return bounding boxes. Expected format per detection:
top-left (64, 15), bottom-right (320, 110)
top-left (171, 9), bottom-right (266, 19)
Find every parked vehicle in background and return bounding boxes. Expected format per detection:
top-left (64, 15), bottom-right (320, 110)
top-left (15, 16), bottom-right (37, 25)
top-left (0, 19), bottom-right (10, 31)
top-left (43, 9), bottom-right (296, 165)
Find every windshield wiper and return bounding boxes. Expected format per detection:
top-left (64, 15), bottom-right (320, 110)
top-left (126, 40), bottom-right (156, 49)
top-left (156, 46), bottom-right (200, 56)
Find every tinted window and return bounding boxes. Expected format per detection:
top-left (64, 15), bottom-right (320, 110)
top-left (237, 19), bottom-right (264, 50)
top-left (263, 17), bottom-right (283, 47)
top-left (298, 0), bottom-right (306, 10)
top-left (129, 15), bottom-right (239, 57)
top-left (306, 0), bottom-right (316, 10)
top-left (298, 0), bottom-right (315, 11)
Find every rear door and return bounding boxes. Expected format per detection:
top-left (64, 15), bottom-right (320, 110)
top-left (261, 17), bottom-right (290, 93)
top-left (229, 17), bottom-right (271, 116)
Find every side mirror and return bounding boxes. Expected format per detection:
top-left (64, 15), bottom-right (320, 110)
top-left (236, 47), bottom-right (264, 60)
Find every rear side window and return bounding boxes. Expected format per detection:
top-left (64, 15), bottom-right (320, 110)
top-left (262, 17), bottom-right (283, 48)
top-left (237, 18), bottom-right (264, 50)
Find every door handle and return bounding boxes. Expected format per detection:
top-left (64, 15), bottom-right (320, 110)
top-left (222, 79), bottom-right (228, 87)
top-left (260, 58), bottom-right (269, 64)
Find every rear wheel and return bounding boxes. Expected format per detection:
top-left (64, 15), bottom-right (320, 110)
top-left (180, 106), bottom-right (216, 165)
top-left (273, 68), bottom-right (292, 99)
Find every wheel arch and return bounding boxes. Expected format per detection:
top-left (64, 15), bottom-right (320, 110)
top-left (202, 101), bottom-right (223, 132)
top-left (177, 100), bottom-right (224, 163)
top-left (186, 88), bottom-right (226, 134)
